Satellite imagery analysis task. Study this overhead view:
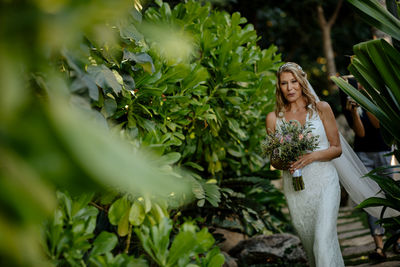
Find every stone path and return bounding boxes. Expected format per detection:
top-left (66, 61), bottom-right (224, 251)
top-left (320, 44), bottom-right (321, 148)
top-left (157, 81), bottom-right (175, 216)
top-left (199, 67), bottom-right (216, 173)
top-left (337, 206), bottom-right (400, 266)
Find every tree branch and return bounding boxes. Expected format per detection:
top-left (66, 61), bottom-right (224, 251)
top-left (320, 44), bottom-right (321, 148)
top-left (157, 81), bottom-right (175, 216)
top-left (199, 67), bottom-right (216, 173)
top-left (328, 0), bottom-right (343, 28)
top-left (317, 4), bottom-right (327, 29)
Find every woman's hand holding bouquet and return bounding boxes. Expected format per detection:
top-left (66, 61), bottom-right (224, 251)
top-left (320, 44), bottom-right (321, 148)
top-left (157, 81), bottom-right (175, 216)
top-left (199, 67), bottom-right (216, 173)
top-left (261, 120), bottom-right (319, 191)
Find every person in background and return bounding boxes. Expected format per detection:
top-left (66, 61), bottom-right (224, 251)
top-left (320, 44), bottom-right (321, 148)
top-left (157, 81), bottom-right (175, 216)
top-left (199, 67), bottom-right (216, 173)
top-left (340, 76), bottom-right (400, 259)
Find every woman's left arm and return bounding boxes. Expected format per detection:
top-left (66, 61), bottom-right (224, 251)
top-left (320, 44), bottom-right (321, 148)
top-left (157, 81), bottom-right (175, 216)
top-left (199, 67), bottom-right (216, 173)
top-left (290, 101), bottom-right (342, 172)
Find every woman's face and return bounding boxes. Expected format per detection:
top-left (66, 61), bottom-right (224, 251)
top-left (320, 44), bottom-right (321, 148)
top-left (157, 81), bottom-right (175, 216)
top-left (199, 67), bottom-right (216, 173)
top-left (279, 71), bottom-right (302, 103)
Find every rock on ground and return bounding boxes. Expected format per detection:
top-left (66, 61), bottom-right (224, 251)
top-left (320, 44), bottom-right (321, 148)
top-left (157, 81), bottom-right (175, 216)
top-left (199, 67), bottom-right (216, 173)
top-left (228, 233), bottom-right (307, 265)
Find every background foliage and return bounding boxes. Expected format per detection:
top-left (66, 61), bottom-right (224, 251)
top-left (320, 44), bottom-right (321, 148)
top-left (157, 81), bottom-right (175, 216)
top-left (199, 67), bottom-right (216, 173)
top-left (62, 0), bottom-right (287, 236)
top-left (200, 0), bottom-right (371, 110)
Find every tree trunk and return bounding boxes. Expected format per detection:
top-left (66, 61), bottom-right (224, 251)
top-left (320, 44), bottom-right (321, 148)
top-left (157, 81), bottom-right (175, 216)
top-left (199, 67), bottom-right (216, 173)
top-left (316, 0), bottom-right (343, 93)
top-left (321, 24), bottom-right (336, 81)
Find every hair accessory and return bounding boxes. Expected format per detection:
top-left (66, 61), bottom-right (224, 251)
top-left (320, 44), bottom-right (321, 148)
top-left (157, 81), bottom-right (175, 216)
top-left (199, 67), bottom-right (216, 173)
top-left (279, 62), bottom-right (303, 72)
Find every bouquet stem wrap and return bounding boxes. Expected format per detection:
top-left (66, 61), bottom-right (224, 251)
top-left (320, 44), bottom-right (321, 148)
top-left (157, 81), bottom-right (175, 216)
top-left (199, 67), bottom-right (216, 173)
top-left (292, 169), bottom-right (305, 191)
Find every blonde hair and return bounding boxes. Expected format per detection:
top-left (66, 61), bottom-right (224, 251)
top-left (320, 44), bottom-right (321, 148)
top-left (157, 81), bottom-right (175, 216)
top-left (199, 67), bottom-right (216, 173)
top-left (275, 62), bottom-right (317, 117)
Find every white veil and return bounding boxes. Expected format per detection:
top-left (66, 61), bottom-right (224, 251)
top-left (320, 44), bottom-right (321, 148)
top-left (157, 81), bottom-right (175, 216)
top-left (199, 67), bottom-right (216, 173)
top-left (307, 81), bottom-right (398, 218)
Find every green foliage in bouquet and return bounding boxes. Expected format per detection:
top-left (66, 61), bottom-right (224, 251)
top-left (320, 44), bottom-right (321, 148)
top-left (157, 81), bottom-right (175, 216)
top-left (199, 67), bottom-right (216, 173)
top-left (262, 120), bottom-right (319, 170)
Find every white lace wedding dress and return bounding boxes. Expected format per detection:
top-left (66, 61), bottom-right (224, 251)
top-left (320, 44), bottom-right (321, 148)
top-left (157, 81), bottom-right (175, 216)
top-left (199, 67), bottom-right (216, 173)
top-left (277, 111), bottom-right (344, 267)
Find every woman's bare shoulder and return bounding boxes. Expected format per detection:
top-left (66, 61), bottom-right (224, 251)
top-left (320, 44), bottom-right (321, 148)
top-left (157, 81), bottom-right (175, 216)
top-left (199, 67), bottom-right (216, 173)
top-left (316, 101), bottom-right (333, 115)
top-left (266, 111), bottom-right (277, 132)
top-left (266, 111), bottom-right (277, 120)
top-left (316, 101), bottom-right (331, 111)
top-left (316, 101), bottom-right (336, 124)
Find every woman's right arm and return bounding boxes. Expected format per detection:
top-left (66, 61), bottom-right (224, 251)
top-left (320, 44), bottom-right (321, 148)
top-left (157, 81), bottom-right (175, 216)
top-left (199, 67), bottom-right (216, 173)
top-left (346, 99), bottom-right (365, 137)
top-left (266, 112), bottom-right (277, 134)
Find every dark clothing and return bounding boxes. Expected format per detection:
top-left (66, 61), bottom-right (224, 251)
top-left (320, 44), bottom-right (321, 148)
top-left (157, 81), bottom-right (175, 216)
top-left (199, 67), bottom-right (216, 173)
top-left (352, 110), bottom-right (390, 152)
top-left (339, 89), bottom-right (390, 152)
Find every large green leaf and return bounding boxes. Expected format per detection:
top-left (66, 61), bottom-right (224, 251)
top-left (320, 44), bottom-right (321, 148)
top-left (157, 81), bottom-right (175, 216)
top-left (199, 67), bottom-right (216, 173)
top-left (47, 97), bottom-right (192, 198)
top-left (366, 40), bottom-right (400, 105)
top-left (203, 182), bottom-right (221, 207)
top-left (182, 66), bottom-right (209, 93)
top-left (158, 152), bottom-right (181, 165)
top-left (356, 197), bottom-right (399, 211)
top-left (349, 57), bottom-right (400, 121)
top-left (167, 231), bottom-right (197, 266)
top-left (123, 50), bottom-right (155, 74)
top-left (205, 247), bottom-right (225, 267)
top-left (194, 228), bottom-right (215, 253)
top-left (365, 174), bottom-right (400, 200)
top-left (347, 0), bottom-right (400, 41)
top-left (352, 40), bottom-right (400, 112)
top-left (91, 231), bottom-right (118, 256)
top-left (331, 76), bottom-right (400, 143)
top-left (87, 65), bottom-right (122, 95)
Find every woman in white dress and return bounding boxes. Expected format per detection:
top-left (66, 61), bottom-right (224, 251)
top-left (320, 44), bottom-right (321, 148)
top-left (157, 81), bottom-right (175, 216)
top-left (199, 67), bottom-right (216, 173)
top-left (265, 62), bottom-right (345, 267)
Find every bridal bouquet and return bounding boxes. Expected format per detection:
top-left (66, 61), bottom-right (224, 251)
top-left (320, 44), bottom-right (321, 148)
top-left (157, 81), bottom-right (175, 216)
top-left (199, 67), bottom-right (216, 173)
top-left (261, 120), bottom-right (319, 191)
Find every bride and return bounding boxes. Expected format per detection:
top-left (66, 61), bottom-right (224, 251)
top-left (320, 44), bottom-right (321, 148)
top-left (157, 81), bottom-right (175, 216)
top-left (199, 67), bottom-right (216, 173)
top-left (265, 62), bottom-right (345, 266)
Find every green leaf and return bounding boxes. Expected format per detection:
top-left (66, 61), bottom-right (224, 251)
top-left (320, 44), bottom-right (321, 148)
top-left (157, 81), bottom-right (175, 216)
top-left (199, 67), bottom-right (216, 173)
top-left (364, 174), bottom-right (400, 200)
top-left (123, 50), bottom-right (155, 74)
top-left (108, 197), bottom-right (130, 226)
top-left (383, 232), bottom-right (400, 251)
top-left (183, 162), bottom-right (204, 171)
top-left (118, 20), bottom-right (143, 42)
top-left (195, 228), bottom-right (215, 253)
top-left (207, 253), bottom-right (225, 267)
top-left (227, 147), bottom-right (244, 157)
top-left (197, 198), bottom-right (205, 207)
top-left (87, 65), bottom-right (122, 94)
top-left (203, 183), bottom-right (221, 207)
top-left (347, 0), bottom-right (400, 41)
top-left (227, 118), bottom-right (247, 140)
top-left (91, 231), bottom-right (118, 256)
top-left (150, 203), bottom-right (168, 224)
top-left (102, 98), bottom-right (117, 118)
top-left (118, 210), bottom-right (130, 237)
top-left (57, 191), bottom-right (73, 220)
top-left (129, 201), bottom-right (146, 226)
top-left (182, 66), bottom-right (209, 92)
top-left (366, 40), bottom-right (400, 106)
top-left (190, 178), bottom-right (205, 200)
top-left (226, 96), bottom-right (242, 105)
top-left (167, 231), bottom-right (197, 266)
top-left (144, 196), bottom-right (152, 213)
top-left (155, 0), bottom-right (163, 7)
top-left (349, 56), bottom-right (399, 120)
top-left (158, 152), bottom-right (181, 165)
top-left (356, 197), bottom-right (399, 211)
